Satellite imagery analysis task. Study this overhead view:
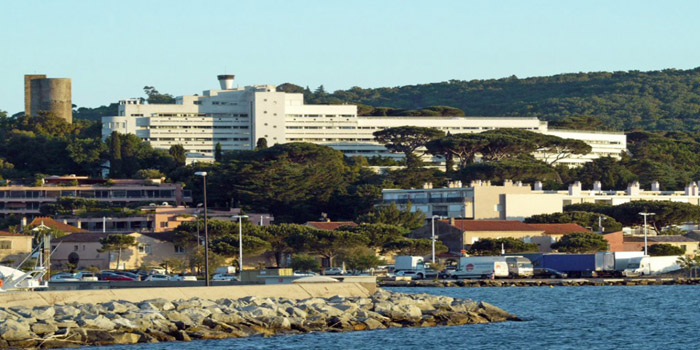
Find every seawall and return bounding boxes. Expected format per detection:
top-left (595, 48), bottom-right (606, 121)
top-left (0, 282), bottom-right (377, 308)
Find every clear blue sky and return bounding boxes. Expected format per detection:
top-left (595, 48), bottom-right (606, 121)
top-left (1, 0), bottom-right (699, 114)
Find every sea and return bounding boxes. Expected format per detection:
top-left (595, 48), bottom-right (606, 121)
top-left (91, 285), bottom-right (699, 350)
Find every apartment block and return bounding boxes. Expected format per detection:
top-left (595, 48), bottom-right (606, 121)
top-left (102, 75), bottom-right (626, 166)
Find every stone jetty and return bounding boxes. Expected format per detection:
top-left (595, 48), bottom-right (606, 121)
top-left (379, 277), bottom-right (700, 288)
top-left (0, 289), bottom-right (520, 348)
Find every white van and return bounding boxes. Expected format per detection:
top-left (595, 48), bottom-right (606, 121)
top-left (452, 257), bottom-right (509, 279)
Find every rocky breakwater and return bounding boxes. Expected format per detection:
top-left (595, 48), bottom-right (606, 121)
top-left (0, 289), bottom-right (520, 348)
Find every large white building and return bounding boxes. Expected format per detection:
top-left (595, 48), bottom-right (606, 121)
top-left (102, 75), bottom-right (626, 165)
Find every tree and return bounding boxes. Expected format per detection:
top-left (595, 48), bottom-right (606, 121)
top-left (537, 137), bottom-right (592, 166)
top-left (607, 200), bottom-right (700, 231)
top-left (143, 86), bottom-right (175, 104)
top-left (647, 244), bottom-right (685, 256)
top-left (291, 254), bottom-right (320, 272)
top-left (169, 144), bottom-right (187, 167)
top-left (524, 211), bottom-right (623, 232)
top-left (211, 234), bottom-right (271, 264)
top-left (214, 142), bottom-right (223, 162)
top-left (551, 233), bottom-right (608, 253)
top-left (290, 229), bottom-right (367, 267)
top-left (426, 134), bottom-right (487, 169)
top-left (478, 131), bottom-right (537, 161)
top-left (356, 202), bottom-right (426, 230)
top-left (339, 247), bottom-right (385, 273)
top-left (337, 223), bottom-right (408, 249)
top-left (135, 168), bottom-right (165, 180)
top-left (373, 126), bottom-right (445, 168)
top-left (108, 131), bottom-right (122, 177)
top-left (382, 237), bottom-right (447, 256)
top-left (659, 226), bottom-right (687, 236)
top-left (468, 238), bottom-right (539, 256)
top-left (233, 143), bottom-right (350, 223)
top-left (256, 137), bottom-right (268, 150)
top-left (98, 234), bottom-right (137, 270)
top-left (677, 255), bottom-right (700, 270)
top-left (254, 224), bottom-right (310, 267)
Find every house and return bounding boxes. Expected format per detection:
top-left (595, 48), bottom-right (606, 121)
top-left (526, 223), bottom-right (592, 252)
top-left (0, 231), bottom-right (33, 265)
top-left (410, 219), bottom-right (545, 253)
top-left (305, 221), bottom-right (357, 231)
top-left (51, 232), bottom-right (185, 270)
top-left (620, 235), bottom-right (699, 256)
top-left (28, 217), bottom-right (88, 234)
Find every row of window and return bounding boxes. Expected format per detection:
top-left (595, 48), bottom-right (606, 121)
top-left (286, 114), bottom-right (355, 118)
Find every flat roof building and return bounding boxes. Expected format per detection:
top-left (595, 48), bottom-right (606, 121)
top-left (102, 75), bottom-right (626, 166)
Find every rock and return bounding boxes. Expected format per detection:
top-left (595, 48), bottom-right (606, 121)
top-left (286, 306), bottom-right (308, 319)
top-left (55, 320), bottom-right (79, 329)
top-left (478, 301), bottom-right (516, 322)
top-left (146, 329), bottom-right (176, 342)
top-left (361, 317), bottom-right (386, 330)
top-left (173, 330), bottom-right (191, 342)
top-left (103, 301), bottom-right (137, 314)
top-left (239, 304), bottom-right (277, 318)
top-left (180, 308), bottom-right (212, 325)
top-left (31, 322), bottom-right (59, 335)
top-left (162, 311), bottom-right (194, 326)
top-left (0, 319), bottom-right (34, 341)
top-left (210, 312), bottom-right (245, 325)
top-left (112, 332), bottom-right (141, 344)
top-left (112, 317), bottom-right (139, 330)
top-left (139, 299), bottom-right (175, 311)
top-left (54, 305), bottom-right (81, 319)
top-left (264, 316), bottom-right (291, 330)
top-left (85, 330), bottom-right (115, 345)
top-left (77, 315), bottom-right (116, 330)
top-left (8, 339), bottom-right (39, 348)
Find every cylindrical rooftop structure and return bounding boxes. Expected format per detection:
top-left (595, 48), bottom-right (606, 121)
top-left (29, 78), bottom-right (72, 123)
top-left (217, 74), bottom-right (235, 90)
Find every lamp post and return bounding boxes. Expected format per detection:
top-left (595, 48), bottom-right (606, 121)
top-left (194, 171), bottom-right (210, 286)
top-left (232, 215), bottom-right (248, 274)
top-left (639, 212), bottom-right (655, 255)
top-left (430, 215), bottom-right (444, 263)
top-left (258, 215), bottom-right (270, 226)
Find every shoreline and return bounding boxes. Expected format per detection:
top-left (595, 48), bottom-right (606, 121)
top-left (379, 277), bottom-right (700, 288)
top-left (0, 288), bottom-right (520, 348)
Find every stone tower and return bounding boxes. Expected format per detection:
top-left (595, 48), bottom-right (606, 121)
top-left (24, 74), bottom-right (72, 123)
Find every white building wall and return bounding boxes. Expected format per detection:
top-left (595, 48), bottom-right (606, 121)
top-left (102, 77), bottom-right (626, 165)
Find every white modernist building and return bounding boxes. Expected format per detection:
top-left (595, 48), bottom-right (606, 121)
top-left (102, 75), bottom-right (626, 165)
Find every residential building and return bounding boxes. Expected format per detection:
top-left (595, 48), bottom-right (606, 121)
top-left (28, 217), bottom-right (88, 234)
top-left (0, 231), bottom-right (33, 264)
top-left (58, 207), bottom-right (273, 233)
top-left (0, 176), bottom-right (191, 216)
top-left (603, 232), bottom-right (699, 256)
top-left (410, 220), bottom-right (591, 253)
top-left (382, 180), bottom-right (700, 221)
top-left (102, 75), bottom-right (626, 166)
top-left (51, 231), bottom-right (185, 270)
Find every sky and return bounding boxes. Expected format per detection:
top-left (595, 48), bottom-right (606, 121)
top-left (1, 0), bottom-right (700, 114)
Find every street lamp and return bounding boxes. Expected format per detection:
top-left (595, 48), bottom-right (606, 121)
top-left (639, 212), bottom-right (655, 255)
top-left (430, 215), bottom-right (444, 263)
top-left (232, 215), bottom-right (248, 275)
top-left (194, 171), bottom-right (210, 286)
top-left (258, 215), bottom-right (271, 226)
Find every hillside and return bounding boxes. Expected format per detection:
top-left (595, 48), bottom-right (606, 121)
top-left (284, 67), bottom-right (700, 132)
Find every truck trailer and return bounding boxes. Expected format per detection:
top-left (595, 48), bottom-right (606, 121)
top-left (452, 257), bottom-right (509, 279)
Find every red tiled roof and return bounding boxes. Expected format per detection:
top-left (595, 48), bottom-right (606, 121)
top-left (527, 223), bottom-right (592, 235)
top-left (306, 221), bottom-right (357, 231)
top-left (29, 217), bottom-right (88, 233)
top-left (0, 230), bottom-right (30, 237)
top-left (442, 219), bottom-right (542, 232)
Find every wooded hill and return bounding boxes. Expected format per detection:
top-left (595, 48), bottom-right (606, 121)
top-left (280, 67), bottom-right (700, 132)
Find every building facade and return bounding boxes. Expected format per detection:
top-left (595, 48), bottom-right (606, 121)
top-left (102, 75), bottom-right (626, 166)
top-left (0, 176), bottom-right (191, 216)
top-left (0, 231), bottom-right (33, 264)
top-left (383, 180), bottom-right (700, 222)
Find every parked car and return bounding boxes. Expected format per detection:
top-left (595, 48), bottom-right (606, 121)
top-left (112, 271), bottom-right (142, 281)
top-left (98, 272), bottom-right (137, 281)
top-left (74, 272), bottom-right (99, 281)
top-left (322, 267), bottom-right (345, 275)
top-left (170, 274), bottom-right (197, 281)
top-left (533, 267), bottom-right (568, 279)
top-left (293, 271), bottom-right (317, 277)
top-left (144, 274), bottom-right (170, 281)
top-left (49, 273), bottom-right (79, 282)
top-left (212, 273), bottom-right (238, 281)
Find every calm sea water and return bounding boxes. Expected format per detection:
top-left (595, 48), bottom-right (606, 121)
top-left (92, 285), bottom-right (699, 350)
